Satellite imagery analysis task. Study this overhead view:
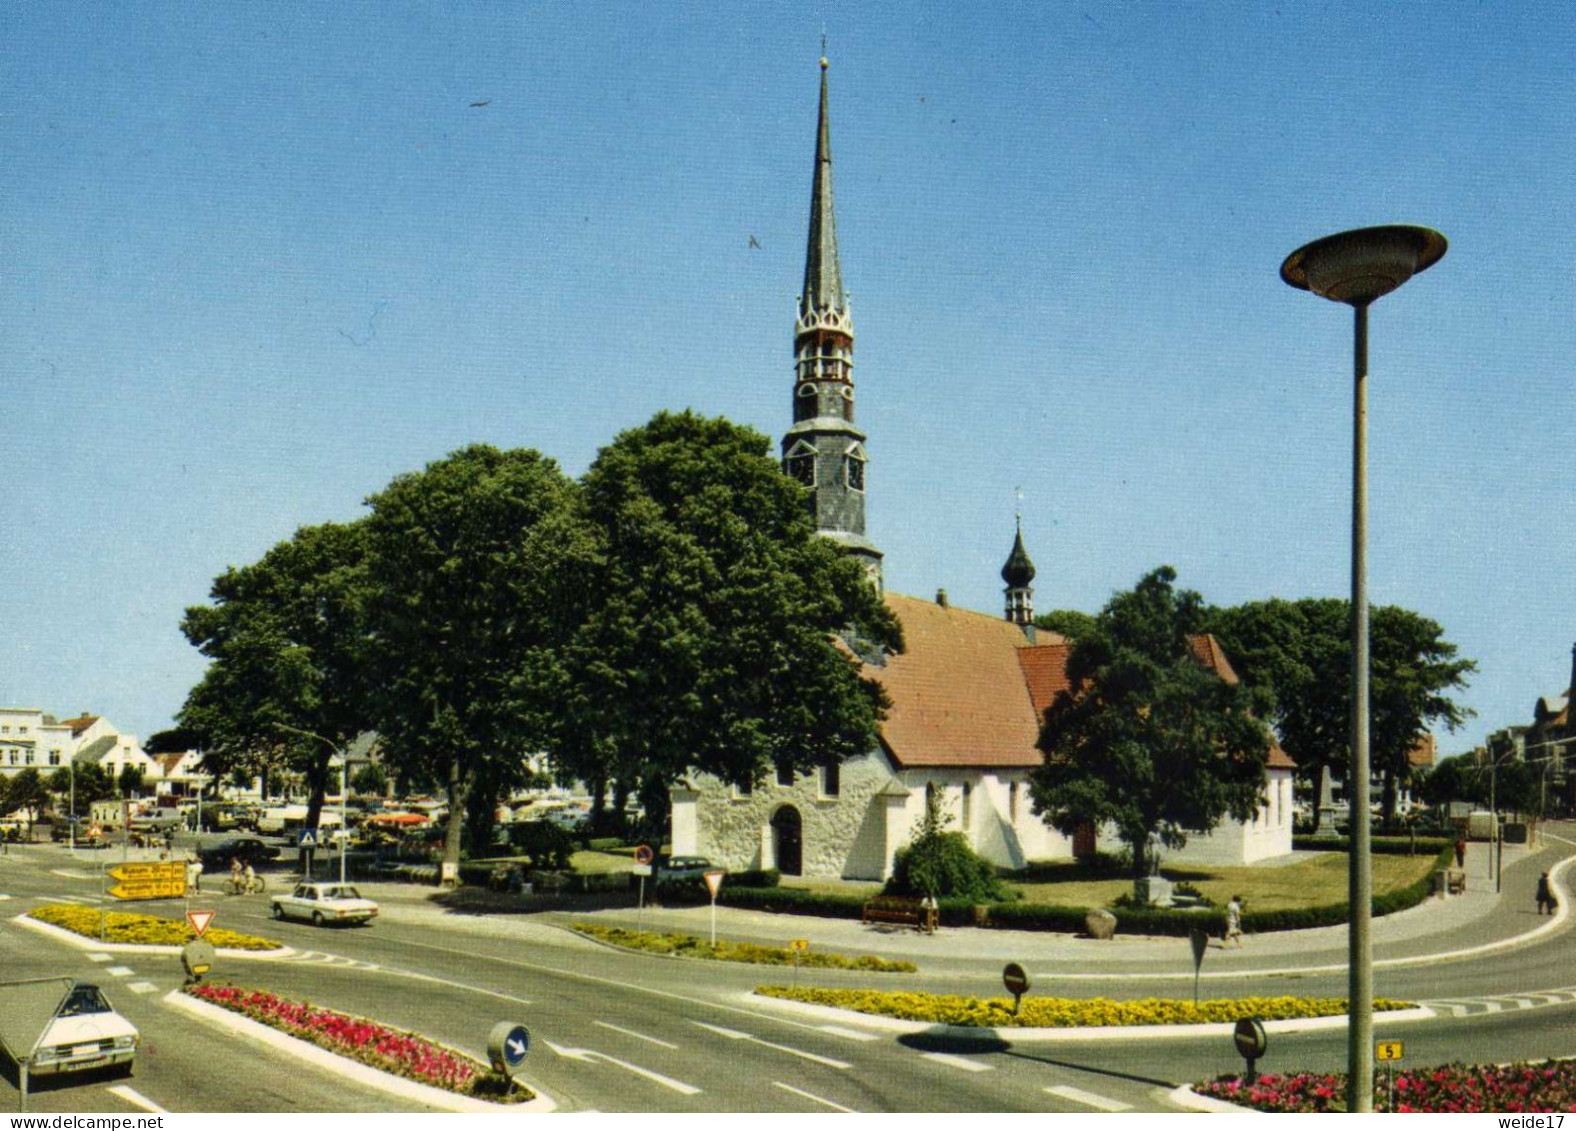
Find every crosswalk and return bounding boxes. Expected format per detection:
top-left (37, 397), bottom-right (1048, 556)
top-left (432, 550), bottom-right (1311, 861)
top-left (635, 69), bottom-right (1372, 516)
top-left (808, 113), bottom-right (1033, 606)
top-left (1421, 987), bottom-right (1576, 1017)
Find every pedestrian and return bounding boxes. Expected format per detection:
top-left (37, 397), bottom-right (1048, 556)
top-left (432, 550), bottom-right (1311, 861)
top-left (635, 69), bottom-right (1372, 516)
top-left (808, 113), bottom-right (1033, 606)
top-left (186, 855), bottom-right (203, 893)
top-left (1225, 895), bottom-right (1244, 947)
top-left (1454, 837), bottom-right (1467, 869)
top-left (1536, 871), bottom-right (1556, 916)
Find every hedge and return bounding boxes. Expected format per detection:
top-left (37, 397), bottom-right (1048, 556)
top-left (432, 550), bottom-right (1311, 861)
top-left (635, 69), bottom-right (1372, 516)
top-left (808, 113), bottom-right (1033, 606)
top-left (1293, 835), bottom-right (1453, 856)
top-left (717, 840), bottom-right (1454, 937)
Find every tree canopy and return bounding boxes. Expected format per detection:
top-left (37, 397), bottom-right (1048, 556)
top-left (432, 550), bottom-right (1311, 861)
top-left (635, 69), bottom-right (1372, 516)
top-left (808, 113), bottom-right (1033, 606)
top-left (1029, 566), bottom-right (1273, 878)
top-left (1206, 597), bottom-right (1474, 825)
top-left (553, 411), bottom-right (902, 821)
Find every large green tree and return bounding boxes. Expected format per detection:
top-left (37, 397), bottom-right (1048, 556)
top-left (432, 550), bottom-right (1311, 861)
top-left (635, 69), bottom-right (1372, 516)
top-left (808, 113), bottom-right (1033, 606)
top-left (2, 768), bottom-right (51, 838)
top-left (178, 520), bottom-right (372, 833)
top-left (554, 411), bottom-right (902, 825)
top-left (1206, 598), bottom-right (1474, 827)
top-left (1029, 566), bottom-right (1273, 880)
top-left (362, 444), bottom-right (583, 877)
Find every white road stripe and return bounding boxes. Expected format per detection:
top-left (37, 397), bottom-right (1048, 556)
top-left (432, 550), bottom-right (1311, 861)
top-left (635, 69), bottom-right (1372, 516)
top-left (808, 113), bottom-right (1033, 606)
top-left (1509, 997), bottom-right (1537, 1009)
top-left (543, 1041), bottom-right (701, 1096)
top-left (774, 1081), bottom-right (858, 1113)
top-left (1046, 1084), bottom-right (1132, 1111)
top-left (50, 869), bottom-right (96, 880)
top-left (920, 1052), bottom-right (993, 1073)
top-left (127, 982), bottom-right (159, 994)
top-left (689, 1020), bottom-right (851, 1069)
top-left (87, 953), bottom-right (113, 963)
top-left (594, 1021), bottom-right (678, 1049)
top-left (105, 1085), bottom-right (167, 1113)
top-left (818, 1025), bottom-right (879, 1042)
top-left (0, 894), bottom-right (12, 901)
top-left (106, 966), bottom-right (134, 977)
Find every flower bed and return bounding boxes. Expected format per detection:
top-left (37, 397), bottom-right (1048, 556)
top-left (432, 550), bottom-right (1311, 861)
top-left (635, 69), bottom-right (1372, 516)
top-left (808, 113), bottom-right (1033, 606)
top-left (184, 984), bottom-right (531, 1102)
top-left (571, 922), bottom-right (915, 972)
top-left (756, 985), bottom-right (1415, 1028)
top-left (1195, 1060), bottom-right (1576, 1113)
top-left (29, 903), bottom-right (280, 950)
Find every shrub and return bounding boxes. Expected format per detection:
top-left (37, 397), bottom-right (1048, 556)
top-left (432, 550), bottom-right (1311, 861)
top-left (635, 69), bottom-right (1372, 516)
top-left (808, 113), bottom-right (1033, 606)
top-left (1292, 835), bottom-right (1452, 857)
top-left (755, 985), bottom-right (1415, 1028)
top-left (569, 923), bottom-right (914, 972)
top-left (505, 820), bottom-right (575, 870)
top-left (30, 904), bottom-right (281, 950)
top-left (1196, 1059), bottom-right (1576, 1113)
top-left (886, 790), bottom-right (1010, 903)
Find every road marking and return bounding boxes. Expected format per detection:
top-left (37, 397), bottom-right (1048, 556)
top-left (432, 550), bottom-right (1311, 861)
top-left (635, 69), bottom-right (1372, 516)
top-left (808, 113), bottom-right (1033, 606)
top-left (106, 966), bottom-right (134, 977)
top-left (127, 982), bottom-right (159, 994)
top-left (773, 1081), bottom-right (858, 1112)
top-left (818, 1024), bottom-right (879, 1042)
top-left (920, 1052), bottom-right (993, 1073)
top-left (543, 1040), bottom-right (702, 1095)
top-left (593, 1021), bottom-right (678, 1049)
top-left (1045, 1084), bottom-right (1132, 1111)
top-left (689, 1020), bottom-right (851, 1069)
top-left (87, 953), bottom-right (113, 963)
top-left (105, 1085), bottom-right (167, 1113)
top-left (50, 868), bottom-right (96, 880)
top-left (0, 894), bottom-right (11, 901)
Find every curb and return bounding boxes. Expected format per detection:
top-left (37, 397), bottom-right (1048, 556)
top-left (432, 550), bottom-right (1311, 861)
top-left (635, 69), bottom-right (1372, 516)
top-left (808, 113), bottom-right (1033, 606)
top-left (742, 991), bottom-right (1435, 1041)
top-left (165, 989), bottom-right (556, 1113)
top-left (1167, 1083), bottom-right (1255, 1112)
top-left (13, 912), bottom-right (297, 959)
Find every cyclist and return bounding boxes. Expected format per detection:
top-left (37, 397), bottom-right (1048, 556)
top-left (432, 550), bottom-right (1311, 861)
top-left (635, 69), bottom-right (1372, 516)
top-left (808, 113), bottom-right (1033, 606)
top-left (243, 861), bottom-right (257, 894)
top-left (229, 857), bottom-right (243, 893)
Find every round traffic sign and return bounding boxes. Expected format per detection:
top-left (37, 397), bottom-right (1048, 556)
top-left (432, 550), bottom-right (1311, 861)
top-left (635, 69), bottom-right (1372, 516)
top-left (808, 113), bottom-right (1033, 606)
top-left (1002, 962), bottom-right (1030, 996)
top-left (633, 844), bottom-right (654, 865)
top-left (1233, 1017), bottom-right (1267, 1060)
top-left (488, 1021), bottom-right (531, 1072)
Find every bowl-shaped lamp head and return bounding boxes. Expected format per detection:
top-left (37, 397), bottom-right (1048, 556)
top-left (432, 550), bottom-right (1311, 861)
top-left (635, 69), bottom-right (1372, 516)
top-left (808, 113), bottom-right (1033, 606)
top-left (1281, 225), bottom-right (1447, 306)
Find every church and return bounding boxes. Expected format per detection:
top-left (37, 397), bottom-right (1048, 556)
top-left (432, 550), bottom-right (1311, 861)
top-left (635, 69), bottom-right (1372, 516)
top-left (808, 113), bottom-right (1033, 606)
top-left (668, 59), bottom-right (1294, 881)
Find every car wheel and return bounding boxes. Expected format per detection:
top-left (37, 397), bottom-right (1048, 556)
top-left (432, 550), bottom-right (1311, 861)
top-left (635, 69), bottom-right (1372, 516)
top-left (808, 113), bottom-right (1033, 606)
top-left (271, 903), bottom-right (284, 920)
top-left (312, 911), bottom-right (324, 927)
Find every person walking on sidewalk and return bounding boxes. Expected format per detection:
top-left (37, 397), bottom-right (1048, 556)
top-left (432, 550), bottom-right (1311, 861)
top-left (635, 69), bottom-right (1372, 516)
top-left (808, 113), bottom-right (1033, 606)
top-left (1225, 895), bottom-right (1244, 947)
top-left (1455, 837), bottom-right (1467, 869)
top-left (1536, 871), bottom-right (1556, 915)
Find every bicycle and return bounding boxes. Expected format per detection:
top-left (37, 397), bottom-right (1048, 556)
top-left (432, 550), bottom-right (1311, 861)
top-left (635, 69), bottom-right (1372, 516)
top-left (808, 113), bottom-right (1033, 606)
top-left (225, 873), bottom-right (267, 896)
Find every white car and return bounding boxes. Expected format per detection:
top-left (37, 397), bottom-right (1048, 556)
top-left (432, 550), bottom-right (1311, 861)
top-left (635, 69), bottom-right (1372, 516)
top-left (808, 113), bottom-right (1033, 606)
top-left (270, 882), bottom-right (379, 926)
top-left (30, 983), bottom-right (139, 1077)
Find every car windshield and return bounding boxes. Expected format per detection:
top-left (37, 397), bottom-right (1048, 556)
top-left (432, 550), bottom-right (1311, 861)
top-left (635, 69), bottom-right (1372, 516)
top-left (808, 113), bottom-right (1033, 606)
top-left (57, 986), bottom-right (110, 1017)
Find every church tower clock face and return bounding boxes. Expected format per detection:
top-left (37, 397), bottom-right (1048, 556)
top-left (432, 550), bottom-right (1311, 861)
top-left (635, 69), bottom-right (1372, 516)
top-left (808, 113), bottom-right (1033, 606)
top-left (779, 56), bottom-right (883, 590)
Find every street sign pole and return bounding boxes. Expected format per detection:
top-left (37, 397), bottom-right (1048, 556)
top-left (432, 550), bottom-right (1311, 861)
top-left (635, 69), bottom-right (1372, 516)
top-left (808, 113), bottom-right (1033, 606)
top-left (703, 870), bottom-right (725, 947)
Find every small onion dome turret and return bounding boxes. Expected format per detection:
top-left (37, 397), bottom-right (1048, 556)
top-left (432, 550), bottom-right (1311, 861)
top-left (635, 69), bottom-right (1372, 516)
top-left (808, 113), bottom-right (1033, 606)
top-left (1001, 525), bottom-right (1036, 587)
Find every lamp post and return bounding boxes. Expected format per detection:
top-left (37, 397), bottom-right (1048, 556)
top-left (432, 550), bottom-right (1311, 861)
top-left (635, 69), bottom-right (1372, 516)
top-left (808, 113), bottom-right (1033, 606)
top-left (1281, 225), bottom-right (1446, 1114)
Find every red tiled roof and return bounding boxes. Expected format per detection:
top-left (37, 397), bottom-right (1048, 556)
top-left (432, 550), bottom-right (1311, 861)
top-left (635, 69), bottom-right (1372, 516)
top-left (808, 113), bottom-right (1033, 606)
top-left (1407, 733), bottom-right (1437, 769)
top-left (868, 596), bottom-right (1293, 771)
top-left (868, 595), bottom-right (1064, 769)
top-left (60, 714), bottom-right (100, 737)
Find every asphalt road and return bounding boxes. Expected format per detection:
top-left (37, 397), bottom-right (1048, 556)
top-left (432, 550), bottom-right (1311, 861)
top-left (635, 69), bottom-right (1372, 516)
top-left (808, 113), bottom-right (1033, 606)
top-left (3, 833), bottom-right (1574, 1113)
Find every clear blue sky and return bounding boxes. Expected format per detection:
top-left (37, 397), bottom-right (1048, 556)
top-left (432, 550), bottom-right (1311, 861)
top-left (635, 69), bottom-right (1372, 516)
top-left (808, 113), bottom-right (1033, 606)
top-left (3, 4), bottom-right (1571, 759)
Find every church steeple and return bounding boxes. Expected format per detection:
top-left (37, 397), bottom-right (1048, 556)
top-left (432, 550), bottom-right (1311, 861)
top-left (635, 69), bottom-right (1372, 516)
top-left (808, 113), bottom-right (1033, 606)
top-left (782, 55), bottom-right (882, 589)
top-left (1001, 519), bottom-right (1036, 626)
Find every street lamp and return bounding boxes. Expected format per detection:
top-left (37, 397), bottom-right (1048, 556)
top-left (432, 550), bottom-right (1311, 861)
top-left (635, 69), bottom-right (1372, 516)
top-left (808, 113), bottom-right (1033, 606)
top-left (1281, 225), bottom-right (1446, 1114)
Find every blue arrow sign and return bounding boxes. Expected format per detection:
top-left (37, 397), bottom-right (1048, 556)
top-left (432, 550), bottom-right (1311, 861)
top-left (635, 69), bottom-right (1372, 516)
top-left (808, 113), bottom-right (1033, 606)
top-left (505, 1029), bottom-right (529, 1065)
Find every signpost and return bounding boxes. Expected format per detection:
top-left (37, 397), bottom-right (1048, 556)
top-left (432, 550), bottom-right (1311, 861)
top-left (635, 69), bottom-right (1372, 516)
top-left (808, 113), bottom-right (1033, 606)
top-left (789, 937), bottom-right (810, 985)
top-left (1002, 962), bottom-right (1031, 1016)
top-left (1233, 1017), bottom-right (1268, 1085)
top-left (1189, 927), bottom-right (1210, 1006)
top-left (703, 870), bottom-right (725, 947)
top-left (298, 827), bottom-right (318, 878)
top-left (488, 1021), bottom-right (531, 1080)
top-left (633, 845), bottom-right (655, 929)
top-left (186, 909), bottom-right (215, 937)
top-left (1377, 1039), bottom-right (1404, 1111)
top-left (107, 860), bottom-right (187, 901)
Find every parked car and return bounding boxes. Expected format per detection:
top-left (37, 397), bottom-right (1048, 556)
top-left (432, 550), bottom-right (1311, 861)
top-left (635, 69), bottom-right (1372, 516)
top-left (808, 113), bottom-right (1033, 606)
top-left (26, 983), bottom-right (138, 1077)
top-left (654, 855), bottom-right (720, 887)
top-left (270, 882), bottom-right (379, 926)
top-left (197, 836), bottom-right (280, 871)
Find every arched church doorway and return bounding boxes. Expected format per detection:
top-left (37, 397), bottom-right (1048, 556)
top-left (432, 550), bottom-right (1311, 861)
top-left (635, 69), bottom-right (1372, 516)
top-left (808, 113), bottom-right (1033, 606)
top-left (771, 805), bottom-right (803, 876)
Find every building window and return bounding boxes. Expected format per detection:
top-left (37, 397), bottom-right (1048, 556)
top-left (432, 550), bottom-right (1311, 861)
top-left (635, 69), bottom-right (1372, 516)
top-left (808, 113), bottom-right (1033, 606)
top-left (1009, 781), bottom-right (1019, 825)
top-left (785, 440), bottom-right (817, 488)
top-left (49, 752), bottom-right (61, 766)
top-left (732, 776), bottom-right (753, 800)
top-left (846, 455), bottom-right (865, 492)
top-left (819, 760), bottom-right (840, 799)
top-left (775, 759), bottom-right (795, 787)
top-left (961, 782), bottom-right (973, 830)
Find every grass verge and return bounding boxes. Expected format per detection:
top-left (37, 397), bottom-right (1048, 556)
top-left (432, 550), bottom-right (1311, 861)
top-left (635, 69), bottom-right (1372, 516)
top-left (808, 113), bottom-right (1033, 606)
top-left (29, 903), bottom-right (280, 950)
top-left (570, 922), bottom-right (916, 972)
top-left (185, 983), bottom-right (530, 1102)
top-left (755, 985), bottom-right (1415, 1027)
top-left (1196, 1059), bottom-right (1576, 1112)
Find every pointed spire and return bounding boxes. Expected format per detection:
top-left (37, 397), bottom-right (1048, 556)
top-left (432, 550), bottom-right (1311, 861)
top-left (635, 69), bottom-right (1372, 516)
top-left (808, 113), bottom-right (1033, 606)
top-left (801, 56), bottom-right (846, 316)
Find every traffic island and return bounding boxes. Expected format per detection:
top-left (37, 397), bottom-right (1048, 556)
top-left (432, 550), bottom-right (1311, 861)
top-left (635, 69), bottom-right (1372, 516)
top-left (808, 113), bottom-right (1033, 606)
top-left (1190, 1059), bottom-right (1576, 1113)
top-left (172, 984), bottom-right (552, 1113)
top-left (569, 922), bottom-right (917, 972)
top-left (24, 904), bottom-right (282, 950)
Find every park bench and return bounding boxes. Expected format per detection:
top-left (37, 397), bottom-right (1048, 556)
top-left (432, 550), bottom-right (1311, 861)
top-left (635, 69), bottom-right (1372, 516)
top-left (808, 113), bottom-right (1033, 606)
top-left (861, 895), bottom-right (937, 933)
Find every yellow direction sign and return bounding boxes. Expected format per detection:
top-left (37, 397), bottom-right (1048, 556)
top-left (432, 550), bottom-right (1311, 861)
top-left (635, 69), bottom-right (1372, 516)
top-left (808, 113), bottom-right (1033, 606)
top-left (788, 938), bottom-right (810, 953)
top-left (1376, 1040), bottom-right (1405, 1062)
top-left (108, 861), bottom-right (187, 901)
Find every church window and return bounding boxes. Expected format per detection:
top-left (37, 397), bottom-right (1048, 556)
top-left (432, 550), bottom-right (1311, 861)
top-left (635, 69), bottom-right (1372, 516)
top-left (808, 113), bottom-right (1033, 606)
top-left (1009, 781), bottom-right (1019, 824)
top-left (775, 759), bottom-right (795, 786)
top-left (733, 776), bottom-right (753, 799)
top-left (819, 759), bottom-right (841, 799)
top-left (49, 752), bottom-right (60, 766)
top-left (846, 455), bottom-right (865, 492)
top-left (786, 453), bottom-right (814, 486)
top-left (961, 782), bottom-right (973, 830)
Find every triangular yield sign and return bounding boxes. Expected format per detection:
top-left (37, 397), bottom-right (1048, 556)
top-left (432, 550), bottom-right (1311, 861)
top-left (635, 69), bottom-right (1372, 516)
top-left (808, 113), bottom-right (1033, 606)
top-left (187, 910), bottom-right (216, 938)
top-left (703, 870), bottom-right (725, 899)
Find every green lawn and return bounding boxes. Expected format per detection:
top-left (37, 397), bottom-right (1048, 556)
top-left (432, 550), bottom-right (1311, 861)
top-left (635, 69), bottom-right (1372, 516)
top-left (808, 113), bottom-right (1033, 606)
top-left (1008, 852), bottom-right (1439, 913)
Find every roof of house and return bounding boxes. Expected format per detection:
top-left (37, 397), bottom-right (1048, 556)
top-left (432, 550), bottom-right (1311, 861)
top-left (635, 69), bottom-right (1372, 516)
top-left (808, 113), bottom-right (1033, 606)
top-left (868, 595), bottom-right (1293, 771)
top-left (60, 714), bottom-right (100, 737)
top-left (1408, 733), bottom-right (1437, 769)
